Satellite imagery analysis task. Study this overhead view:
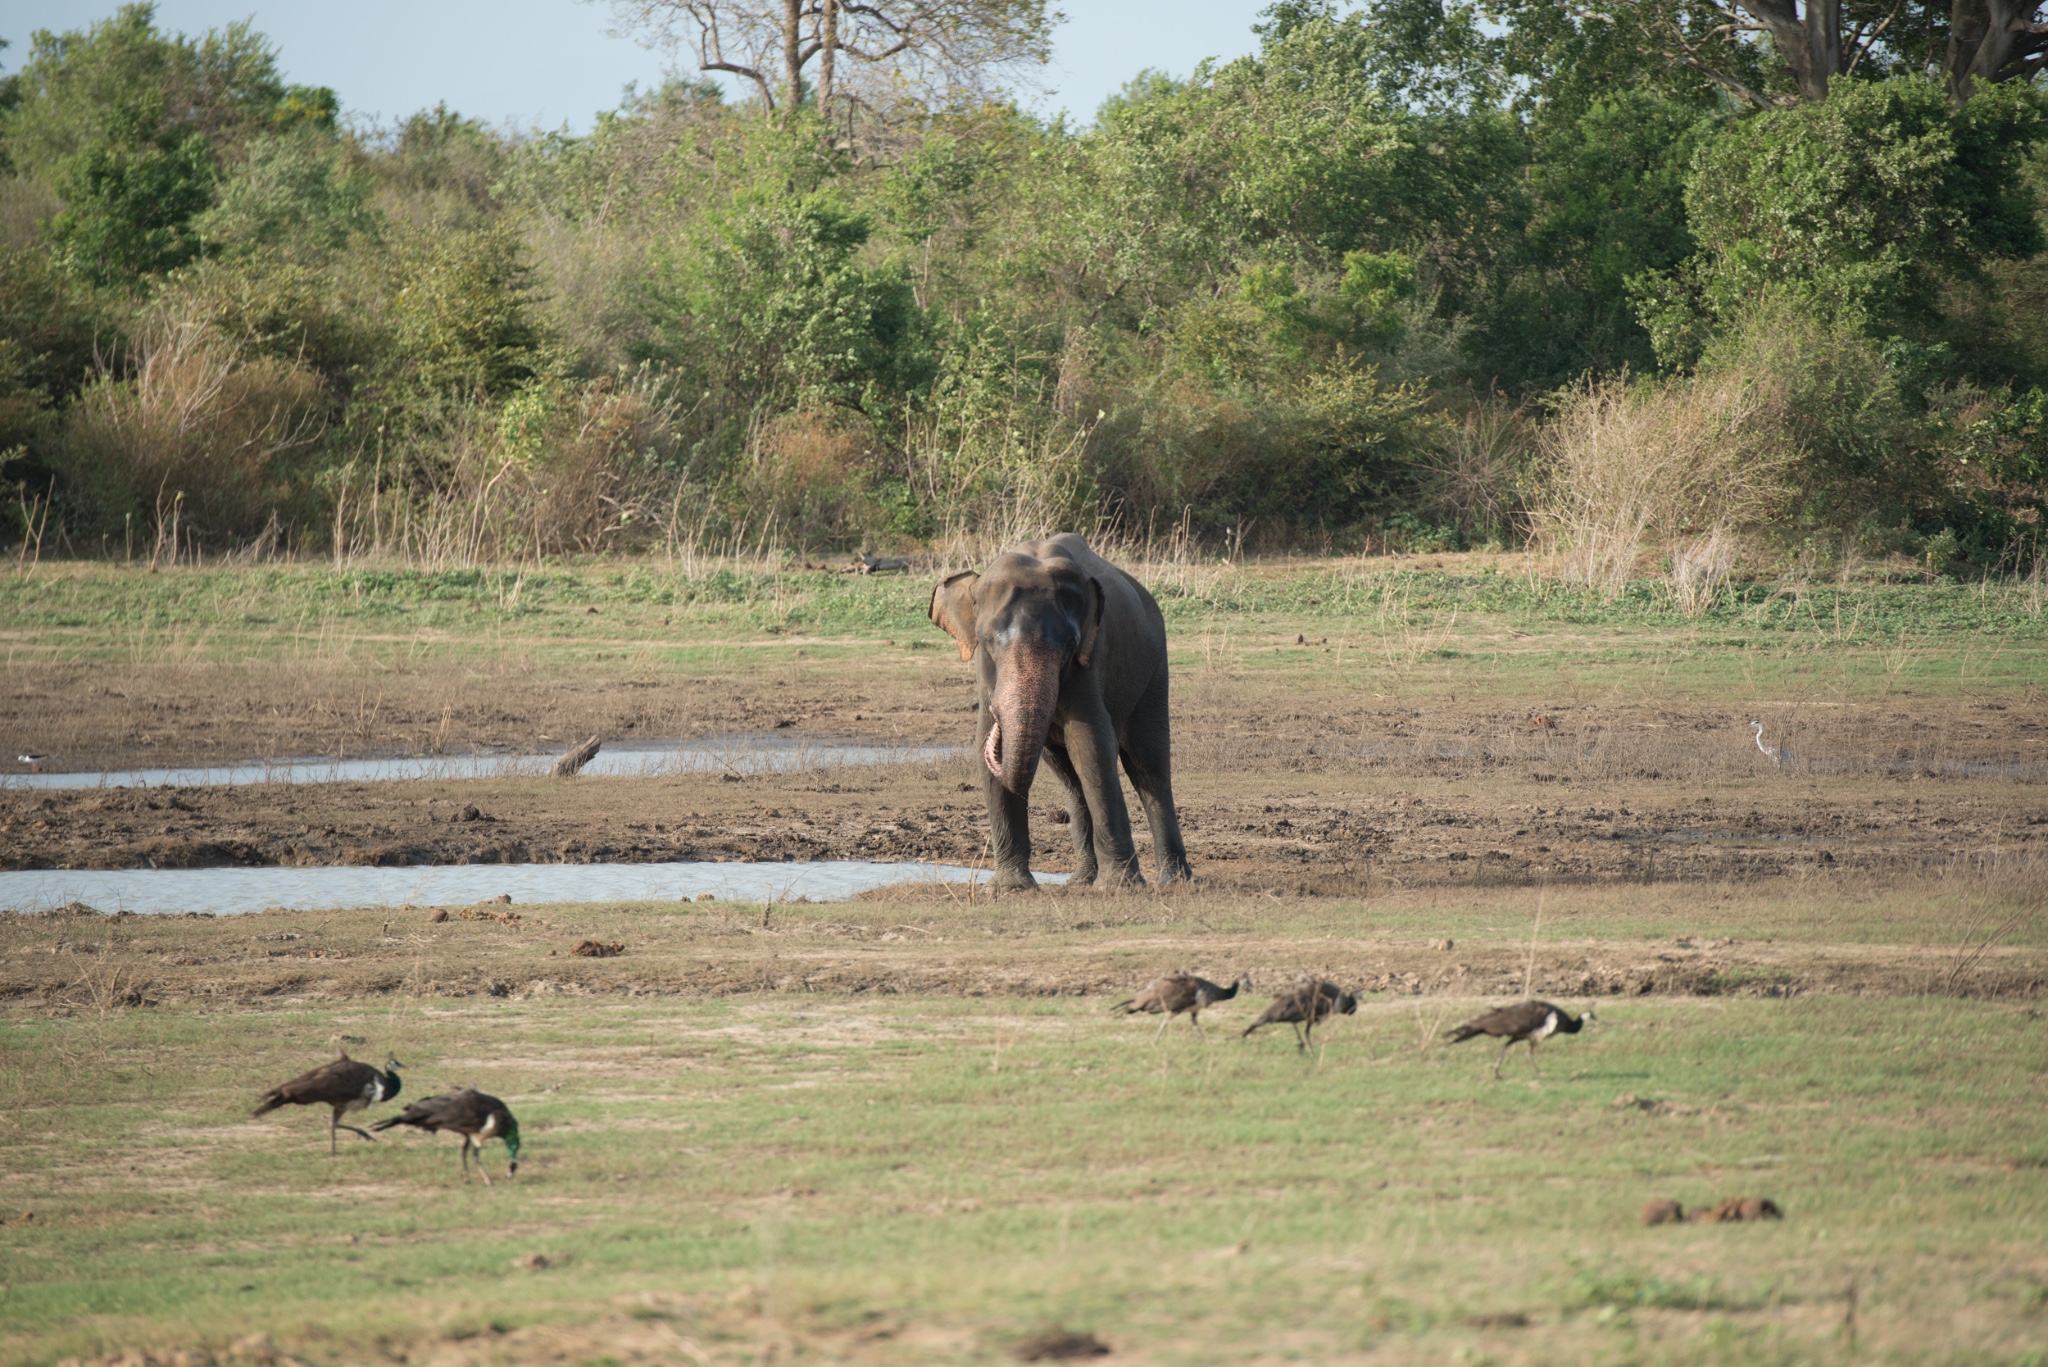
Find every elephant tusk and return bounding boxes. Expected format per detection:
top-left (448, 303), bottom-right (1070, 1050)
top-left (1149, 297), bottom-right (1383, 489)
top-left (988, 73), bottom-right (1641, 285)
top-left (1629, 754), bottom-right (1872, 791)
top-left (983, 714), bottom-right (1003, 778)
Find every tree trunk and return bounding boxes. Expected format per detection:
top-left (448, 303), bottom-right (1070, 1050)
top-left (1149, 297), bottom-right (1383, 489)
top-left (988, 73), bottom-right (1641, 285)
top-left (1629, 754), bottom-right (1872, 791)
top-left (1948, 0), bottom-right (2048, 100)
top-left (783, 0), bottom-right (803, 115)
top-left (820, 0), bottom-right (837, 116)
top-left (1740, 0), bottom-right (1842, 102)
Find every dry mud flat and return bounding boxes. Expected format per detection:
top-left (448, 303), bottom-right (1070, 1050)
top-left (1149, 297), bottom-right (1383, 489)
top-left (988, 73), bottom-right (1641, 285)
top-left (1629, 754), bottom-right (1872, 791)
top-left (5, 699), bottom-right (2045, 890)
top-left (3, 763), bottom-right (2042, 893)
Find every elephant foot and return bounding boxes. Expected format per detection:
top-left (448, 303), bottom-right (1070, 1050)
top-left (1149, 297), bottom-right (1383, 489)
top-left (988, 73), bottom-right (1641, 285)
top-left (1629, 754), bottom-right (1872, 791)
top-left (1094, 865), bottom-right (1147, 891)
top-left (1158, 859), bottom-right (1194, 884)
top-left (990, 867), bottom-right (1039, 892)
top-left (1070, 858), bottom-right (1099, 887)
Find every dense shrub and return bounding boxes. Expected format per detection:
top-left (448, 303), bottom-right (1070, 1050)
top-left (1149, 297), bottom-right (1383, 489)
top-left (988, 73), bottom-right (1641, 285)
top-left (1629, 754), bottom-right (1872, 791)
top-left (2, 6), bottom-right (2047, 568)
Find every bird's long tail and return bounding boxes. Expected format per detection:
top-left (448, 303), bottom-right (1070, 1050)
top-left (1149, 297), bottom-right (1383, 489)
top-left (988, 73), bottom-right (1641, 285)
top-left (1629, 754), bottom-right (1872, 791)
top-left (1442, 1025), bottom-right (1482, 1043)
top-left (368, 1115), bottom-right (406, 1133)
top-left (1109, 999), bottom-right (1135, 1014)
top-left (251, 1093), bottom-right (285, 1117)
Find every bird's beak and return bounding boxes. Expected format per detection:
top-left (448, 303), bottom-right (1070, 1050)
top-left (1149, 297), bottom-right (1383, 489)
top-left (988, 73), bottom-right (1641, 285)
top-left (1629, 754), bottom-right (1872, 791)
top-left (507, 1161), bottom-right (520, 1179)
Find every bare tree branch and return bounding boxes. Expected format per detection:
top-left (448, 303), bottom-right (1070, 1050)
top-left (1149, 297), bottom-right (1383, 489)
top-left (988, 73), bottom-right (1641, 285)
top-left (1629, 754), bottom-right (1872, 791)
top-left (602, 0), bottom-right (1056, 121)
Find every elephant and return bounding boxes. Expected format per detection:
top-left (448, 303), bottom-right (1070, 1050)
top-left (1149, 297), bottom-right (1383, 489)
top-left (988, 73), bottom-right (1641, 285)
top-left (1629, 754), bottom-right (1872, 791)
top-left (928, 533), bottom-right (1191, 890)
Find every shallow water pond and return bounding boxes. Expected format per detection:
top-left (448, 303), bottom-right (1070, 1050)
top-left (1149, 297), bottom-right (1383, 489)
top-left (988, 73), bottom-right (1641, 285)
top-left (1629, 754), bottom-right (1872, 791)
top-left (3, 733), bottom-right (964, 791)
top-left (0, 859), bottom-right (1066, 915)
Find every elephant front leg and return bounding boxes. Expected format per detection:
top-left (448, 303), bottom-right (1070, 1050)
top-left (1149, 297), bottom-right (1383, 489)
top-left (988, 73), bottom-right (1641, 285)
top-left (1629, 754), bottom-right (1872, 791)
top-left (1041, 744), bottom-right (1098, 886)
top-left (982, 768), bottom-right (1037, 890)
top-left (1066, 710), bottom-right (1143, 888)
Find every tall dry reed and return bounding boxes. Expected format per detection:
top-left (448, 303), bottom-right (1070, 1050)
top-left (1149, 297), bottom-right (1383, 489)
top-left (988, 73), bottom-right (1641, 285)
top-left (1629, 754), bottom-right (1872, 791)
top-left (1531, 370), bottom-right (1791, 601)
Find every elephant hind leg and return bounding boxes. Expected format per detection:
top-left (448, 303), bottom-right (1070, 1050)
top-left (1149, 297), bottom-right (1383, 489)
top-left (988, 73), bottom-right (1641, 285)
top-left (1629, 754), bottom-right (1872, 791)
top-left (1118, 680), bottom-right (1192, 882)
top-left (1041, 743), bottom-right (1098, 886)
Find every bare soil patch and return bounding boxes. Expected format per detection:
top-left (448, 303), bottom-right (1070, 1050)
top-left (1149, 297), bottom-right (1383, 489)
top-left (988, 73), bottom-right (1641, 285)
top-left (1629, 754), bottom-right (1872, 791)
top-left (5, 888), bottom-right (2042, 1008)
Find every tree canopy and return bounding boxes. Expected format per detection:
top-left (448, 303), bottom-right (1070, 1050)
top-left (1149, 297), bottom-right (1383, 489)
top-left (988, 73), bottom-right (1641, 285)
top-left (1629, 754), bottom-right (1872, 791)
top-left (1, 0), bottom-right (2044, 570)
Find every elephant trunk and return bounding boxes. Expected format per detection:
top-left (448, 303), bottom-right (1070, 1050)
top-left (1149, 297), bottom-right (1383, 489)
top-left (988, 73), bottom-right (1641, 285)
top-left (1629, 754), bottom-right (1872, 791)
top-left (985, 647), bottom-right (1060, 796)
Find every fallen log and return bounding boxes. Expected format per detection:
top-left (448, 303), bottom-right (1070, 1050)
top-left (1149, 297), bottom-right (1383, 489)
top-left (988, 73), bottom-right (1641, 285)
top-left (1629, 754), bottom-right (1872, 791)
top-left (552, 736), bottom-right (602, 777)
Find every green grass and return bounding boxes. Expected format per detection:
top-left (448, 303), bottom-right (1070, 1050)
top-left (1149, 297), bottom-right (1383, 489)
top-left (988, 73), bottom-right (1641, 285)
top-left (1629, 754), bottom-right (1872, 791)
top-left (6, 556), bottom-right (2045, 709)
top-left (3, 990), bottom-right (2045, 1364)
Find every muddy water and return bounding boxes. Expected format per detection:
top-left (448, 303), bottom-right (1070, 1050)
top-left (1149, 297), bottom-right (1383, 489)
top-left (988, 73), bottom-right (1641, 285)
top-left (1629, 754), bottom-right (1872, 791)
top-left (0, 859), bottom-right (1069, 915)
top-left (2, 734), bottom-right (965, 791)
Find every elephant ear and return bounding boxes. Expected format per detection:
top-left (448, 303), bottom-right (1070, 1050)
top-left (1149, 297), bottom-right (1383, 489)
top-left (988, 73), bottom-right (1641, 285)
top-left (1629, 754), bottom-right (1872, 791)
top-left (929, 570), bottom-right (980, 661)
top-left (1076, 577), bottom-right (1106, 669)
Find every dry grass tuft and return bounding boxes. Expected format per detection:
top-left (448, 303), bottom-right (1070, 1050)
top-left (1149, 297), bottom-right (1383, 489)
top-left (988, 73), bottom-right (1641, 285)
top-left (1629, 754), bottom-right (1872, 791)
top-left (1532, 371), bottom-right (1791, 598)
top-left (62, 319), bottom-right (327, 557)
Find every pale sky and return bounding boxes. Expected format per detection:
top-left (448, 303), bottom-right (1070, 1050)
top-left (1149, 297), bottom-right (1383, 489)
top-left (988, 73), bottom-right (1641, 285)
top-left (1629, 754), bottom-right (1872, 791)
top-left (0, 1), bottom-right (1273, 133)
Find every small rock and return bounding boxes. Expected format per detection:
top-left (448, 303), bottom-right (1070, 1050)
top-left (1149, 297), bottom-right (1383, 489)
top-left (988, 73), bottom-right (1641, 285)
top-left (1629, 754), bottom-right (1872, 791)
top-left (1012, 1327), bottom-right (1110, 1361)
top-left (1433, 938), bottom-right (1454, 951)
top-left (1640, 1198), bottom-right (1684, 1226)
top-left (695, 893), bottom-right (715, 903)
top-left (572, 939), bottom-right (624, 958)
top-left (486, 894), bottom-right (512, 905)
top-left (428, 909), bottom-right (449, 923)
top-left (1465, 1312), bottom-right (1530, 1329)
top-left (459, 805), bottom-right (482, 822)
top-left (512, 1252), bottom-right (551, 1271)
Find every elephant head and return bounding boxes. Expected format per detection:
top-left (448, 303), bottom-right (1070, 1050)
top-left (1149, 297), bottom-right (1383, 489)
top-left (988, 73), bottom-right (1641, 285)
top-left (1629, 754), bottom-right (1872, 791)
top-left (930, 552), bottom-right (1104, 797)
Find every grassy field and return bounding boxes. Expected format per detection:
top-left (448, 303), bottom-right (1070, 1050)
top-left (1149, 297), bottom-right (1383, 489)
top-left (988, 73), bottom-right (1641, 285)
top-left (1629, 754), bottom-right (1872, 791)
top-left (3, 892), bottom-right (2047, 1367)
top-left (3, 550), bottom-right (2046, 1364)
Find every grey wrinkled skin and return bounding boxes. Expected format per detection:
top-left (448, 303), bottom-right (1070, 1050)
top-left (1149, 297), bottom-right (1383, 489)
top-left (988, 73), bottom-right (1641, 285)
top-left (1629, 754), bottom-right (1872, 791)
top-left (929, 533), bottom-right (1191, 891)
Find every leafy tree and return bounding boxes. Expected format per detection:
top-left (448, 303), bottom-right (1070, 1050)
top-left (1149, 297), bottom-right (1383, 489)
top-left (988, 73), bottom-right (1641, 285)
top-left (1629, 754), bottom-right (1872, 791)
top-left (1, 4), bottom-right (329, 287)
top-left (649, 181), bottom-right (924, 414)
top-left (1474, 91), bottom-right (1712, 390)
top-left (196, 129), bottom-right (377, 254)
top-left (1640, 79), bottom-right (2047, 364)
top-left (47, 92), bottom-right (217, 284)
top-left (387, 220), bottom-right (545, 399)
top-left (374, 105), bottom-right (512, 227)
top-left (1069, 11), bottom-right (1524, 328)
top-left (0, 4), bottom-right (295, 175)
top-left (1488, 0), bottom-right (2048, 108)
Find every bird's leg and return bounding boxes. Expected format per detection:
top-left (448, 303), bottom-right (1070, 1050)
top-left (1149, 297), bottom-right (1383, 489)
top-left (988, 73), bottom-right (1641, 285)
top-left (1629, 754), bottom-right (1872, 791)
top-left (330, 1110), bottom-right (340, 1155)
top-left (1493, 1040), bottom-right (1511, 1079)
top-left (1528, 1039), bottom-right (1541, 1076)
top-left (1154, 1012), bottom-right (1172, 1043)
top-left (1190, 1012), bottom-right (1205, 1039)
top-left (474, 1139), bottom-right (492, 1187)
